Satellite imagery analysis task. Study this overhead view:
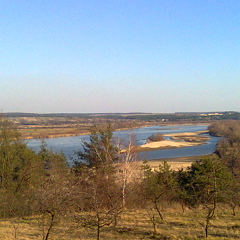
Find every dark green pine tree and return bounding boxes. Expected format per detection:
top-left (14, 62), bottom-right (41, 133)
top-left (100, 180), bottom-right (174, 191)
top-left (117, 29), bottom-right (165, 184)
top-left (177, 155), bottom-right (232, 238)
top-left (75, 123), bottom-right (119, 169)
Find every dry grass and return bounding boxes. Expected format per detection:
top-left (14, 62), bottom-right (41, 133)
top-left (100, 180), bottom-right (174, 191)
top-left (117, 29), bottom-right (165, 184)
top-left (1, 205), bottom-right (240, 240)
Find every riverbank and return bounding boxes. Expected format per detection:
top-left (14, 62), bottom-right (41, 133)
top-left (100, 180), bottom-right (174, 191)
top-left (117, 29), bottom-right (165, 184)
top-left (123, 155), bottom-right (205, 172)
top-left (144, 155), bottom-right (206, 170)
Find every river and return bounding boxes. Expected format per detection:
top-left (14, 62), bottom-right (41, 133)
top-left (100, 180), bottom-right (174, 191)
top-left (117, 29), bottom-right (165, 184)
top-left (26, 124), bottom-right (220, 165)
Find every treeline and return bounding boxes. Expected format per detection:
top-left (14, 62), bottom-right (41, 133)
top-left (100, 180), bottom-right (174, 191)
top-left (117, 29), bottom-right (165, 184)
top-left (6, 111), bottom-right (240, 122)
top-left (209, 120), bottom-right (240, 176)
top-left (1, 118), bottom-right (240, 239)
top-left (123, 112), bottom-right (240, 122)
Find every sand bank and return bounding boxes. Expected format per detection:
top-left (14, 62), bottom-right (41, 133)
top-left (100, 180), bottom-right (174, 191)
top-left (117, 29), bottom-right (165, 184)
top-left (139, 139), bottom-right (202, 150)
top-left (164, 130), bottom-right (208, 137)
top-left (139, 130), bottom-right (209, 150)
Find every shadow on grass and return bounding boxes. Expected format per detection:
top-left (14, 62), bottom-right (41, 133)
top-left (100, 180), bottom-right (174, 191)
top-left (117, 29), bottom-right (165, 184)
top-left (211, 233), bottom-right (240, 239)
top-left (114, 226), bottom-right (171, 239)
top-left (167, 221), bottom-right (187, 227)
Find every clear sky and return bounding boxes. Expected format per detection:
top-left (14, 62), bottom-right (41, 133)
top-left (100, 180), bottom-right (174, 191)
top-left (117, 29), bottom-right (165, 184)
top-left (1, 0), bottom-right (239, 113)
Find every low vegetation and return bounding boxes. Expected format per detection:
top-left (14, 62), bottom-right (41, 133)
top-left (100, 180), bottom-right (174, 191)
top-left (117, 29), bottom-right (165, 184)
top-left (147, 133), bottom-right (165, 142)
top-left (170, 135), bottom-right (210, 142)
top-left (0, 117), bottom-right (240, 239)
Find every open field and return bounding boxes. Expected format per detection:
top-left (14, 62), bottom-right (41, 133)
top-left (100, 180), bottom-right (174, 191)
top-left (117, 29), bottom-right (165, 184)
top-left (1, 206), bottom-right (240, 240)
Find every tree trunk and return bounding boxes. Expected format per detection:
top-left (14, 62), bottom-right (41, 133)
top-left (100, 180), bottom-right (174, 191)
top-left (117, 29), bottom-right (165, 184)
top-left (151, 214), bottom-right (157, 237)
top-left (232, 205), bottom-right (236, 216)
top-left (205, 206), bottom-right (216, 238)
top-left (97, 225), bottom-right (100, 240)
top-left (153, 200), bottom-right (164, 221)
top-left (205, 218), bottom-right (209, 238)
top-left (45, 212), bottom-right (55, 240)
top-left (96, 213), bottom-right (101, 240)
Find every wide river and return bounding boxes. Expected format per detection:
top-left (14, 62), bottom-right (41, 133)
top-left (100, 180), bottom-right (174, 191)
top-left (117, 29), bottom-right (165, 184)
top-left (26, 125), bottom-right (220, 165)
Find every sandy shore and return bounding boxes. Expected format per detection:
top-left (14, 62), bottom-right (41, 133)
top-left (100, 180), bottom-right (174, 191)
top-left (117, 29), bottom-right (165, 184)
top-left (143, 155), bottom-right (205, 170)
top-left (124, 156), bottom-right (206, 172)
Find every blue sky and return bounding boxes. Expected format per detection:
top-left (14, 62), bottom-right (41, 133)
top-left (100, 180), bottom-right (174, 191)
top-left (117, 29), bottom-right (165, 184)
top-left (1, 0), bottom-right (239, 113)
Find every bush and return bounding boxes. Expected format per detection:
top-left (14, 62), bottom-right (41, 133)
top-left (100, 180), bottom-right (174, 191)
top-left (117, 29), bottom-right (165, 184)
top-left (147, 133), bottom-right (164, 142)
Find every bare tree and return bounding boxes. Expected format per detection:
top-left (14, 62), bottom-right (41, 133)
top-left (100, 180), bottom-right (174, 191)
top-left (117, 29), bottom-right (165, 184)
top-left (116, 135), bottom-right (139, 208)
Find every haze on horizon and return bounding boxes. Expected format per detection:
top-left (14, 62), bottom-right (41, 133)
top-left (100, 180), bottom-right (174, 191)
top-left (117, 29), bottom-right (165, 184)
top-left (1, 1), bottom-right (239, 114)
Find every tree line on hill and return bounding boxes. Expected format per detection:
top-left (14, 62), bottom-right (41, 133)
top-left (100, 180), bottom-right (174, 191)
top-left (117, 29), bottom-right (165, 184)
top-left (5, 111), bottom-right (240, 122)
top-left (0, 117), bottom-right (240, 239)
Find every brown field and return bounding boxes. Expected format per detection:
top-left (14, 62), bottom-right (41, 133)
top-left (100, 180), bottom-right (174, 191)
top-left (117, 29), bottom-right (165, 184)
top-left (16, 120), bottom-right (152, 139)
top-left (19, 127), bottom-right (90, 139)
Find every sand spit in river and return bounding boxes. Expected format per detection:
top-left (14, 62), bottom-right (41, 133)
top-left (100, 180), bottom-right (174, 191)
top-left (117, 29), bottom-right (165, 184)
top-left (139, 130), bottom-right (210, 150)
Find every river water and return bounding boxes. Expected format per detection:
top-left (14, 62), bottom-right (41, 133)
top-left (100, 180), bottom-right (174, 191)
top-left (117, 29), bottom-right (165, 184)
top-left (26, 125), bottom-right (220, 165)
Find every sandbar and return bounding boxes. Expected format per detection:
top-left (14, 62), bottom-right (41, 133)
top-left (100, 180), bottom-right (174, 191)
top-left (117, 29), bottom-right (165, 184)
top-left (139, 130), bottom-right (209, 150)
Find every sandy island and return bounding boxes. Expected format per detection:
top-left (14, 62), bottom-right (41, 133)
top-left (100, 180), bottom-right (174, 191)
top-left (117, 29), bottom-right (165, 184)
top-left (138, 130), bottom-right (210, 151)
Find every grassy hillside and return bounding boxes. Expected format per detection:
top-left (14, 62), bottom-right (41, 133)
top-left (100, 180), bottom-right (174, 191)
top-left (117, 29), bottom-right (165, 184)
top-left (1, 206), bottom-right (239, 239)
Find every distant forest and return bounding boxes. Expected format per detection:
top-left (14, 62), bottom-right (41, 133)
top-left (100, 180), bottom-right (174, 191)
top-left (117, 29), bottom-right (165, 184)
top-left (4, 111), bottom-right (240, 122)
